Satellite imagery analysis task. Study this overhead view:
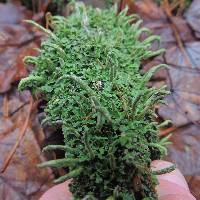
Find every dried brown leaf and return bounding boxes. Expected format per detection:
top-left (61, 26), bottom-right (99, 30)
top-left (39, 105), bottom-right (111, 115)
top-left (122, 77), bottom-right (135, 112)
top-left (0, 90), bottom-right (54, 200)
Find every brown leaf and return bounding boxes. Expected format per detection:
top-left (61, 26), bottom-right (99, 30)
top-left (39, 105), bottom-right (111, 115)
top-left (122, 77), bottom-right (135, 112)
top-left (129, 0), bottom-right (194, 49)
top-left (167, 124), bottom-right (200, 176)
top-left (159, 42), bottom-right (200, 126)
top-left (186, 176), bottom-right (200, 200)
top-left (185, 0), bottom-right (200, 39)
top-left (0, 43), bottom-right (39, 93)
top-left (0, 90), bottom-right (54, 200)
top-left (0, 24), bottom-right (34, 46)
top-left (0, 2), bottom-right (32, 24)
top-left (0, 3), bottom-right (40, 93)
top-left (130, 0), bottom-right (166, 21)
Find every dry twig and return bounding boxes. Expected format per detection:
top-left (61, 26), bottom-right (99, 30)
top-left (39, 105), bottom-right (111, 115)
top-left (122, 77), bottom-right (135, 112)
top-left (0, 96), bottom-right (33, 173)
top-left (162, 0), bottom-right (193, 69)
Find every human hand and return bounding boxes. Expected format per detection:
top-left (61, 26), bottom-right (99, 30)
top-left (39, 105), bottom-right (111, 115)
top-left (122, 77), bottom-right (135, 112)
top-left (39, 160), bottom-right (196, 200)
top-left (151, 160), bottom-right (195, 200)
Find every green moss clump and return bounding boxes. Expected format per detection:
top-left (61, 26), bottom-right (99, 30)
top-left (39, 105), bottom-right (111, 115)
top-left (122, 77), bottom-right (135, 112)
top-left (19, 2), bottom-right (171, 200)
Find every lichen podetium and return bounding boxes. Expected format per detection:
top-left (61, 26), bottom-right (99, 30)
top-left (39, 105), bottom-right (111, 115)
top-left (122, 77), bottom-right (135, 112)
top-left (19, 2), bottom-right (173, 200)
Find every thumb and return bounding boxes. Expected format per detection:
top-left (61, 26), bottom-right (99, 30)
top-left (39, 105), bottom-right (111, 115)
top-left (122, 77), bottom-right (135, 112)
top-left (152, 160), bottom-right (196, 200)
top-left (39, 180), bottom-right (72, 200)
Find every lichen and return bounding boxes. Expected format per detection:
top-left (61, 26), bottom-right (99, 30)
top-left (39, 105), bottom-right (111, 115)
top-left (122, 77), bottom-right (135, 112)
top-left (19, 2), bottom-right (172, 200)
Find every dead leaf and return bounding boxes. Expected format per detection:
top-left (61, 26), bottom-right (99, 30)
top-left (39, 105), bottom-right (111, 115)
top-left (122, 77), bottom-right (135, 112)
top-left (158, 42), bottom-right (200, 126)
top-left (129, 0), bottom-right (166, 21)
top-left (185, 0), bottom-right (200, 39)
top-left (0, 24), bottom-right (34, 47)
top-left (133, 0), bottom-right (193, 49)
top-left (0, 2), bottom-right (32, 24)
top-left (167, 125), bottom-right (200, 176)
top-left (0, 43), bottom-right (39, 93)
top-left (185, 175), bottom-right (200, 200)
top-left (0, 90), bottom-right (54, 200)
top-left (0, 2), bottom-right (40, 93)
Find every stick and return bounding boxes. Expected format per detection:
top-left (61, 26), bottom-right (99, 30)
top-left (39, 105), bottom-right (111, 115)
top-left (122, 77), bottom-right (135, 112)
top-left (162, 0), bottom-right (193, 69)
top-left (0, 96), bottom-right (33, 173)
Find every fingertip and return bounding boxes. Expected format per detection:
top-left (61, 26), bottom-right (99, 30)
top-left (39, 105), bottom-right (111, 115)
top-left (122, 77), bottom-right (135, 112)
top-left (159, 194), bottom-right (196, 200)
top-left (39, 181), bottom-right (72, 200)
top-left (152, 160), bottom-right (196, 199)
top-left (151, 160), bottom-right (189, 190)
top-left (156, 179), bottom-right (196, 200)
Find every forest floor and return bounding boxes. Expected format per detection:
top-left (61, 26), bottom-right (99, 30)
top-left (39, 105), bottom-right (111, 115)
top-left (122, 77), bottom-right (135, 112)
top-left (0, 0), bottom-right (200, 199)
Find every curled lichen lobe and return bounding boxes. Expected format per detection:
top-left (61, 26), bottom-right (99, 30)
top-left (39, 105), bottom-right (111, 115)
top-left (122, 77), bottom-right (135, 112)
top-left (19, 3), bottom-right (170, 200)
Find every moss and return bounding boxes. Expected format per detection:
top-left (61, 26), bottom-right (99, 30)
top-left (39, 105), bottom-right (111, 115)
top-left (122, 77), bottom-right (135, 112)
top-left (19, 2), bottom-right (172, 200)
